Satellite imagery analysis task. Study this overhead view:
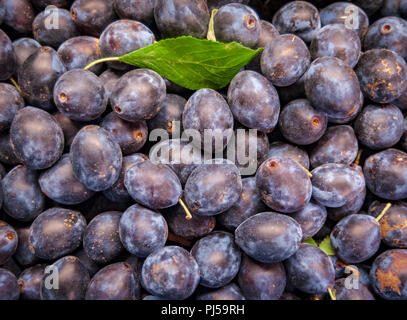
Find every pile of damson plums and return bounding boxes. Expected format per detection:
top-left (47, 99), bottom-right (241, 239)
top-left (0, 0), bottom-right (407, 301)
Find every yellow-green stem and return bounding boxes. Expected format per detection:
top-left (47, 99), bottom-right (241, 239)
top-left (354, 149), bottom-right (363, 166)
top-left (328, 287), bottom-right (336, 300)
top-left (207, 9), bottom-right (218, 41)
top-left (178, 198), bottom-right (192, 220)
top-left (83, 57), bottom-right (120, 71)
top-left (375, 203), bottom-right (392, 222)
top-left (9, 77), bottom-right (21, 93)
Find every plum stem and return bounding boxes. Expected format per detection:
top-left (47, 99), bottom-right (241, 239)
top-left (178, 198), bottom-right (192, 220)
top-left (9, 77), bottom-right (21, 93)
top-left (354, 149), bottom-right (363, 166)
top-left (167, 232), bottom-right (193, 247)
top-left (375, 203), bottom-right (392, 222)
top-left (207, 9), bottom-right (218, 42)
top-left (83, 57), bottom-right (121, 70)
top-left (327, 287), bottom-right (336, 300)
top-left (302, 166), bottom-right (312, 178)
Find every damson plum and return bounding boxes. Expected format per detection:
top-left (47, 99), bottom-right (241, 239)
top-left (285, 244), bottom-right (335, 294)
top-left (320, 2), bottom-right (369, 39)
top-left (237, 254), bottom-right (286, 300)
top-left (148, 94), bottom-right (186, 136)
top-left (305, 57), bottom-right (363, 124)
top-left (355, 49), bottom-right (407, 104)
top-left (86, 262), bottom-right (140, 300)
top-left (111, 69), bottom-right (166, 122)
top-left (197, 283), bottom-right (245, 300)
top-left (364, 17), bottom-right (407, 60)
top-left (10, 107), bottom-right (64, 170)
top-left (227, 129), bottom-right (269, 175)
top-left (256, 157), bottom-right (312, 213)
top-left (52, 112), bottom-right (83, 149)
top-left (214, 3), bottom-right (260, 47)
top-left (18, 47), bottom-right (66, 111)
top-left (0, 268), bottom-right (19, 300)
top-left (183, 89), bottom-right (234, 153)
top-left (33, 8), bottom-right (78, 48)
top-left (1, 165), bottom-right (45, 221)
top-left (70, 0), bottom-right (117, 37)
top-left (0, 83), bottom-right (24, 133)
top-left (17, 264), bottom-right (46, 300)
top-left (99, 20), bottom-right (155, 71)
top-left (100, 112), bottom-right (147, 156)
top-left (310, 24), bottom-right (361, 68)
top-left (0, 221), bottom-right (18, 265)
top-left (369, 202), bottom-right (407, 248)
top-left (12, 38), bottom-right (41, 74)
top-left (327, 187), bottom-right (366, 222)
top-left (103, 153), bottom-right (147, 203)
top-left (41, 256), bottom-right (90, 300)
top-left (272, 1), bottom-right (321, 43)
top-left (235, 212), bottom-right (302, 263)
top-left (125, 160), bottom-right (182, 209)
top-left (291, 201), bottom-right (327, 240)
top-left (0, 29), bottom-right (16, 81)
top-left (119, 204), bottom-right (168, 258)
top-left (184, 161), bottom-right (242, 216)
top-left (57, 36), bottom-right (102, 74)
top-left (191, 231), bottom-right (241, 288)
top-left (70, 125), bottom-right (122, 192)
top-left (311, 163), bottom-right (365, 208)
top-left (279, 99), bottom-right (327, 145)
top-left (217, 178), bottom-right (267, 231)
top-left (261, 34), bottom-right (310, 87)
top-left (267, 142), bottom-right (309, 169)
top-left (99, 69), bottom-right (123, 101)
top-left (141, 246), bottom-right (200, 299)
top-left (354, 104), bottom-right (404, 150)
top-left (29, 208), bottom-right (87, 260)
top-left (74, 249), bottom-right (100, 277)
top-left (370, 249), bottom-right (407, 300)
top-left (154, 0), bottom-right (210, 39)
top-left (14, 227), bottom-right (38, 267)
top-left (334, 278), bottom-right (375, 300)
top-left (331, 214), bottom-right (381, 263)
top-left (114, 0), bottom-right (155, 25)
top-left (364, 149), bottom-right (407, 200)
top-left (164, 203), bottom-right (216, 239)
top-left (54, 69), bottom-right (107, 122)
top-left (309, 125), bottom-right (359, 168)
top-left (227, 70), bottom-right (280, 132)
top-left (83, 212), bottom-right (124, 264)
top-left (2, 0), bottom-right (35, 34)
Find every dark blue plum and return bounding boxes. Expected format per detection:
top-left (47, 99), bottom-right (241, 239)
top-left (14, 227), bottom-right (38, 267)
top-left (0, 29), bottom-right (16, 81)
top-left (267, 142), bottom-right (309, 169)
top-left (2, 0), bottom-right (35, 34)
top-left (191, 231), bottom-right (241, 288)
top-left (70, 125), bottom-right (122, 192)
top-left (17, 264), bottom-right (46, 300)
top-left (0, 221), bottom-right (18, 265)
top-left (12, 37), bottom-right (41, 74)
top-left (285, 243), bottom-right (335, 294)
top-left (291, 201), bottom-right (327, 240)
top-left (0, 268), bottom-right (19, 300)
top-left (235, 212), bottom-right (302, 263)
top-left (196, 283), bottom-right (245, 300)
top-left (114, 0), bottom-right (156, 25)
top-left (0, 83), bottom-right (24, 132)
top-left (237, 254), bottom-right (286, 300)
top-left (331, 214), bottom-right (381, 263)
top-left (86, 262), bottom-right (140, 300)
top-left (334, 278), bottom-right (375, 300)
top-left (29, 208), bottom-right (87, 260)
top-left (119, 204), bottom-right (168, 258)
top-left (141, 246), bottom-right (200, 300)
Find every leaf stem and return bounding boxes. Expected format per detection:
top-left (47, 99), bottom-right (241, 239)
top-left (178, 198), bottom-right (192, 220)
top-left (83, 57), bottom-right (120, 70)
top-left (207, 9), bottom-right (218, 42)
top-left (327, 287), bottom-right (336, 300)
top-left (9, 77), bottom-right (21, 93)
top-left (375, 203), bottom-right (392, 222)
top-left (354, 149), bottom-right (363, 166)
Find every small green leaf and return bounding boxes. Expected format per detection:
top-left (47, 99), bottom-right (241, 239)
top-left (319, 236), bottom-right (336, 256)
top-left (118, 36), bottom-right (263, 90)
top-left (303, 238), bottom-right (317, 247)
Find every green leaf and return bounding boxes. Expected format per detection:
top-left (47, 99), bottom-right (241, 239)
top-left (319, 236), bottom-right (336, 256)
top-left (118, 36), bottom-right (263, 90)
top-left (303, 238), bottom-right (317, 247)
